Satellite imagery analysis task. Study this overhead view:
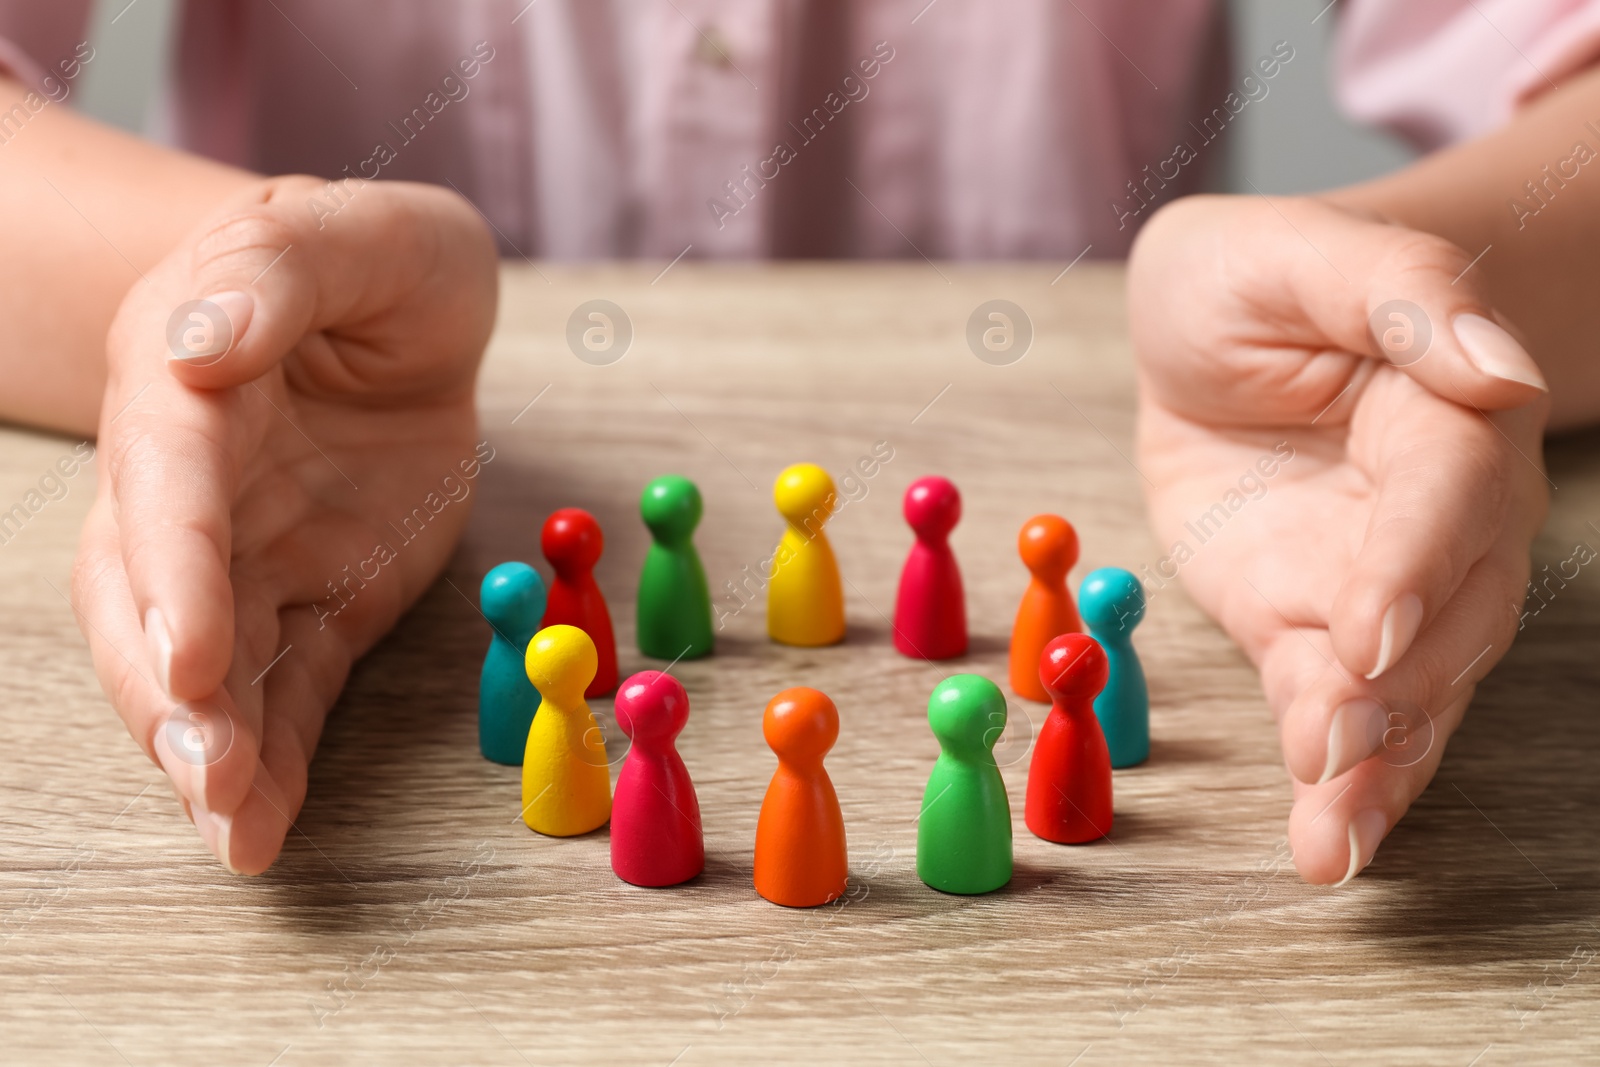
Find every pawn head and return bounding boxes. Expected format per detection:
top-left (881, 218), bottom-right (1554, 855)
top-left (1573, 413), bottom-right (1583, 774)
top-left (1039, 633), bottom-right (1109, 704)
top-left (903, 476), bottom-right (961, 540)
top-left (614, 670), bottom-right (689, 746)
top-left (480, 562), bottom-right (547, 639)
top-left (763, 687), bottom-right (839, 765)
top-left (774, 463), bottom-right (837, 528)
top-left (524, 624), bottom-right (598, 703)
top-left (927, 674), bottom-right (1006, 756)
top-left (541, 507), bottom-right (603, 574)
top-left (1018, 514), bottom-right (1078, 582)
top-left (640, 475), bottom-right (703, 544)
top-left (1079, 567), bottom-right (1145, 636)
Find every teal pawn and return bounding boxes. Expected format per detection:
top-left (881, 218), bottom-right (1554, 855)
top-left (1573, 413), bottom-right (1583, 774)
top-left (637, 475), bottom-right (714, 660)
top-left (917, 674), bottom-right (1013, 895)
top-left (479, 562), bottom-right (546, 764)
top-left (1079, 567), bottom-right (1148, 768)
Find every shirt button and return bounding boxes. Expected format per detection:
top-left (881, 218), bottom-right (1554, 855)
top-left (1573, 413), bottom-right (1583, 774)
top-left (695, 24), bottom-right (735, 69)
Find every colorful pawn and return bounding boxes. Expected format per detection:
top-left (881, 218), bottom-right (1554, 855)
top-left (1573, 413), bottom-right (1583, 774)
top-left (478, 562), bottom-right (546, 765)
top-left (1080, 567), bottom-right (1149, 768)
top-left (767, 463), bottom-right (845, 647)
top-left (754, 687), bottom-right (848, 907)
top-left (892, 476), bottom-right (968, 660)
top-left (1009, 514), bottom-right (1082, 703)
top-left (541, 507), bottom-right (618, 697)
top-left (521, 625), bottom-right (612, 836)
top-left (611, 671), bottom-right (704, 887)
top-left (1025, 633), bottom-right (1113, 844)
top-left (917, 675), bottom-right (1013, 895)
top-left (637, 475), bottom-right (714, 660)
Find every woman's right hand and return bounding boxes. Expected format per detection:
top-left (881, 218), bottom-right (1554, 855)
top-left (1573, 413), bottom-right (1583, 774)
top-left (72, 175), bottom-right (499, 873)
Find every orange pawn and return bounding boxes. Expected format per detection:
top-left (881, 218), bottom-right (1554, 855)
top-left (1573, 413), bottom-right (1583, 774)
top-left (754, 688), bottom-right (848, 907)
top-left (1009, 515), bottom-right (1082, 703)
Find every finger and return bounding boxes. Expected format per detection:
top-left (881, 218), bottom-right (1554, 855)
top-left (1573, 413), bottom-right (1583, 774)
top-left (153, 176), bottom-right (496, 392)
top-left (226, 606), bottom-right (352, 874)
top-left (1286, 689), bottom-right (1471, 885)
top-left (1256, 624), bottom-right (1348, 723)
top-left (1328, 376), bottom-right (1519, 680)
top-left (71, 497), bottom-right (260, 821)
top-left (1281, 531), bottom-right (1526, 796)
top-left (104, 383), bottom-right (247, 701)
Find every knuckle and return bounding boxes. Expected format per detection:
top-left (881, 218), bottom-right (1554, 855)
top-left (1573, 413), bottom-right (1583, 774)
top-left (68, 535), bottom-right (102, 611)
top-left (70, 540), bottom-right (121, 610)
top-left (262, 173), bottom-right (330, 202)
top-left (103, 423), bottom-right (166, 502)
top-left (189, 210), bottom-right (299, 283)
top-left (1405, 639), bottom-right (1458, 702)
top-left (1455, 429), bottom-right (1513, 510)
top-left (1377, 230), bottom-right (1471, 283)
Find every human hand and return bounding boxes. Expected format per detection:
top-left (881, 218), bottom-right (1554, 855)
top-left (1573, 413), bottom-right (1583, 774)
top-left (1127, 194), bottom-right (1549, 884)
top-left (71, 176), bottom-right (498, 873)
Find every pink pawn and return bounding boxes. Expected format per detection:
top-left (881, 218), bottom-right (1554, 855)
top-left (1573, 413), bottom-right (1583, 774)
top-left (611, 670), bottom-right (704, 887)
top-left (893, 475), bottom-right (967, 660)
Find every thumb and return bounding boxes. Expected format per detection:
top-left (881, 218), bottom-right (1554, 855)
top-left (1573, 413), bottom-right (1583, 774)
top-left (153, 174), bottom-right (493, 390)
top-left (1132, 195), bottom-right (1548, 421)
top-left (1279, 197), bottom-right (1546, 411)
top-left (157, 180), bottom-right (321, 388)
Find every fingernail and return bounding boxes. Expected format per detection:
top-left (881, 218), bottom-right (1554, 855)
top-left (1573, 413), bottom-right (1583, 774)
top-left (194, 806), bottom-right (241, 875)
top-left (170, 290), bottom-right (254, 361)
top-left (145, 606), bottom-right (173, 694)
top-left (1336, 808), bottom-right (1386, 887)
top-left (1318, 698), bottom-right (1384, 784)
top-left (1366, 593), bottom-right (1423, 680)
top-left (1453, 313), bottom-right (1547, 392)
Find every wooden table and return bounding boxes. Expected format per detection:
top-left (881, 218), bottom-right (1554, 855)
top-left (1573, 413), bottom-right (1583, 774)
top-left (4, 263), bottom-right (1600, 1065)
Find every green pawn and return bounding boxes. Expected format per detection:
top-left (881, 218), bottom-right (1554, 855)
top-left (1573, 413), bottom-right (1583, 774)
top-left (917, 674), bottom-right (1013, 895)
top-left (636, 474), bottom-right (714, 660)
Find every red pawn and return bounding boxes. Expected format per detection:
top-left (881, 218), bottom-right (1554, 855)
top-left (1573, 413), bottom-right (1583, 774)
top-left (541, 508), bottom-right (618, 697)
top-left (892, 476), bottom-right (967, 660)
top-left (611, 671), bottom-right (704, 887)
top-left (1025, 633), bottom-right (1113, 843)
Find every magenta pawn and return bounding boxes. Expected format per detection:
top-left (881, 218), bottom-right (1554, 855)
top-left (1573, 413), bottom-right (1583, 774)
top-left (892, 475), bottom-right (968, 660)
top-left (611, 670), bottom-right (705, 887)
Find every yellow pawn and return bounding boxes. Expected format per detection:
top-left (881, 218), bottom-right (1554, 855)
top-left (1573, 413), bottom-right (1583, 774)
top-left (767, 463), bottom-right (846, 647)
top-left (522, 624), bottom-right (612, 836)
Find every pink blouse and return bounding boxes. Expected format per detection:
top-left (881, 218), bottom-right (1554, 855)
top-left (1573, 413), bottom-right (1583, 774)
top-left (2, 0), bottom-right (1598, 260)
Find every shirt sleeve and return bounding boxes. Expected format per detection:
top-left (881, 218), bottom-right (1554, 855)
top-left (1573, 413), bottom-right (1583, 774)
top-left (0, 3), bottom-right (94, 89)
top-left (1335, 0), bottom-right (1600, 149)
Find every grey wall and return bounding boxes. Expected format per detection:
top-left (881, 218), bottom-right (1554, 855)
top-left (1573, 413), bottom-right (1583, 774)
top-left (1218, 0), bottom-right (1417, 193)
top-left (75, 0), bottom-right (175, 133)
top-left (70, 0), bottom-right (1417, 200)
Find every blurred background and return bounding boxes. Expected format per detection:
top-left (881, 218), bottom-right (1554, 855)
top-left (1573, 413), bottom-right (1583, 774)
top-left (76, 0), bottom-right (1418, 203)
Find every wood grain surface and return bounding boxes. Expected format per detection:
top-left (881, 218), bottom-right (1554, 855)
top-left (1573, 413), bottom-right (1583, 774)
top-left (3, 263), bottom-right (1600, 1066)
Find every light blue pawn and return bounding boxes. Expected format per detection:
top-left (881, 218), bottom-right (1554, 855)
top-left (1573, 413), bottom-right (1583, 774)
top-left (1079, 567), bottom-right (1148, 768)
top-left (479, 562), bottom-right (546, 764)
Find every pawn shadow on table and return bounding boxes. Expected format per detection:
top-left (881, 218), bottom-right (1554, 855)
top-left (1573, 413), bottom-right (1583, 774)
top-left (963, 632), bottom-right (1011, 658)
